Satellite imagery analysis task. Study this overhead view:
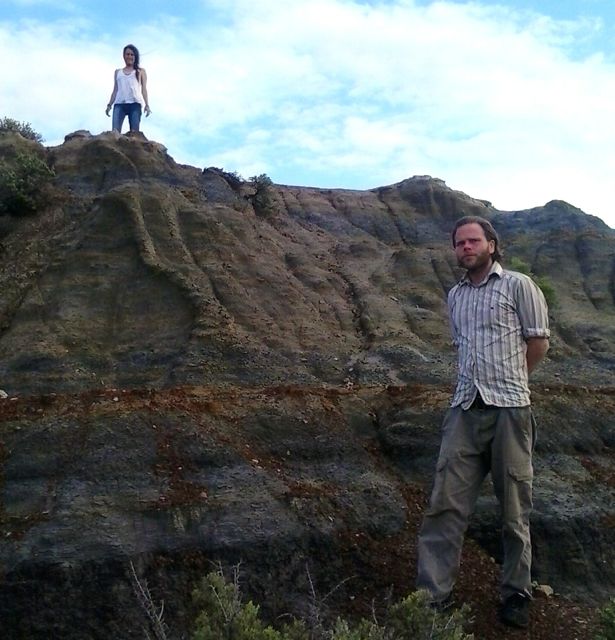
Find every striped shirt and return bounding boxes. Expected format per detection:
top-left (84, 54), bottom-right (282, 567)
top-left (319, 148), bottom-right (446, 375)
top-left (448, 261), bottom-right (550, 408)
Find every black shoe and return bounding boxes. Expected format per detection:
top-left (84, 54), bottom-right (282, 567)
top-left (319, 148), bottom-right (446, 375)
top-left (499, 593), bottom-right (530, 629)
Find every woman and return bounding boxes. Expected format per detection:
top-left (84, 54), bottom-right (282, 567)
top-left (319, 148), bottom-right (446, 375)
top-left (105, 44), bottom-right (151, 133)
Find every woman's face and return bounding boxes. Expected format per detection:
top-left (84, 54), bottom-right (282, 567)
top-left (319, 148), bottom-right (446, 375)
top-left (123, 48), bottom-right (136, 66)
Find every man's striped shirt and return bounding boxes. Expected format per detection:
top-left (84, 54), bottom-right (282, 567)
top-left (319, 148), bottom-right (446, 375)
top-left (448, 261), bottom-right (550, 408)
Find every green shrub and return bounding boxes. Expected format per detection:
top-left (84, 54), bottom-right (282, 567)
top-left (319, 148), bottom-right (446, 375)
top-left (595, 598), bottom-right (615, 640)
top-left (533, 275), bottom-right (558, 308)
top-left (249, 173), bottom-right (273, 189)
top-left (0, 151), bottom-right (54, 216)
top-left (249, 173), bottom-right (275, 217)
top-left (191, 569), bottom-right (307, 640)
top-left (206, 167), bottom-right (243, 191)
top-left (190, 570), bottom-right (473, 640)
top-left (0, 117), bottom-right (44, 143)
top-left (329, 592), bottom-right (475, 639)
top-left (508, 256), bottom-right (558, 308)
top-left (330, 618), bottom-right (387, 640)
top-left (379, 590), bottom-right (473, 640)
top-left (508, 256), bottom-right (531, 276)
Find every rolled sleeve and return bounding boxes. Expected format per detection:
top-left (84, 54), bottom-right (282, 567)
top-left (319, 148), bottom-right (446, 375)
top-left (515, 275), bottom-right (550, 340)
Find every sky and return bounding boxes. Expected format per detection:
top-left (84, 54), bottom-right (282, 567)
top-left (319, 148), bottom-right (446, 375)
top-left (2, 0), bottom-right (615, 228)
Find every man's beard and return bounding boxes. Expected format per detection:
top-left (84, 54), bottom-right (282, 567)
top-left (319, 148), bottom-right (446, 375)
top-left (458, 248), bottom-right (493, 272)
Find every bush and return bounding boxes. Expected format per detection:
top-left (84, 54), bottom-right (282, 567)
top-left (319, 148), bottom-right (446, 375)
top-left (191, 568), bottom-right (305, 640)
top-left (249, 173), bottom-right (272, 186)
top-left (393, 591), bottom-right (473, 639)
top-left (329, 592), bottom-right (473, 639)
top-left (595, 598), bottom-right (615, 640)
top-left (205, 167), bottom-right (243, 191)
top-left (0, 117), bottom-right (44, 143)
top-left (0, 151), bottom-right (54, 216)
top-left (533, 275), bottom-right (557, 309)
top-left (249, 173), bottom-right (275, 217)
top-left (190, 569), bottom-right (473, 640)
top-left (507, 256), bottom-right (531, 276)
top-left (508, 256), bottom-right (558, 308)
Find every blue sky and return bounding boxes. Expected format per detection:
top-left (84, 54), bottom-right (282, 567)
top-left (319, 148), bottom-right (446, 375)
top-left (2, 0), bottom-right (615, 228)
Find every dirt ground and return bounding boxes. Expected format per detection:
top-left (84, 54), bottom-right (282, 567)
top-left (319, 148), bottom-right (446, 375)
top-left (332, 481), bottom-right (600, 640)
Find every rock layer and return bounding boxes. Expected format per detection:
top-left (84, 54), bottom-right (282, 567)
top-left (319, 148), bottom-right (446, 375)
top-left (0, 132), bottom-right (614, 638)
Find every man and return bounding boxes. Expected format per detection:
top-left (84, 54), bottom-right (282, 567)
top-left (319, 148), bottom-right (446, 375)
top-left (416, 215), bottom-right (550, 629)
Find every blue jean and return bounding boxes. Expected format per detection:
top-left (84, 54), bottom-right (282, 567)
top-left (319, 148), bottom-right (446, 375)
top-left (112, 103), bottom-right (142, 132)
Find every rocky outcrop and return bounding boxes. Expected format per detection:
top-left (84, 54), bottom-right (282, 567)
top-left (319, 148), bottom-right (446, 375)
top-left (0, 132), bottom-right (614, 639)
top-left (2, 133), bottom-right (614, 394)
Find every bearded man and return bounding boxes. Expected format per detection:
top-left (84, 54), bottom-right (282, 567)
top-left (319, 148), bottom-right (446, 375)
top-left (416, 215), bottom-right (550, 629)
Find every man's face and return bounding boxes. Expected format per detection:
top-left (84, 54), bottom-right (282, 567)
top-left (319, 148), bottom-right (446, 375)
top-left (453, 223), bottom-right (495, 271)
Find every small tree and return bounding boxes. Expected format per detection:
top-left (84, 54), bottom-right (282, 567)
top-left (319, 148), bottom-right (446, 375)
top-left (0, 117), bottom-right (44, 143)
top-left (0, 151), bottom-right (54, 216)
top-left (508, 256), bottom-right (558, 308)
top-left (249, 173), bottom-right (275, 218)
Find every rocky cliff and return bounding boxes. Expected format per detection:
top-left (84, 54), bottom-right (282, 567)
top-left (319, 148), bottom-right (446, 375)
top-left (0, 131), bottom-right (614, 639)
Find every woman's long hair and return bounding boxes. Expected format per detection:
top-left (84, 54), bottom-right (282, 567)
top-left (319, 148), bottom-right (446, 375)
top-left (123, 44), bottom-right (141, 82)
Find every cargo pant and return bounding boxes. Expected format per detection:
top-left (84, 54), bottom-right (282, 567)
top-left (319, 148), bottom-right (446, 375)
top-left (416, 404), bottom-right (535, 603)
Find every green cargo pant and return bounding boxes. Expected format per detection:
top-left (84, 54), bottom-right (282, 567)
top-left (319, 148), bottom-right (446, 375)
top-left (416, 404), bottom-right (535, 603)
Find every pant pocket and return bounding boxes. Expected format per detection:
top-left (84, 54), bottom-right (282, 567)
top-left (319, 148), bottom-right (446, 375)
top-left (504, 463), bottom-right (533, 523)
top-left (427, 457), bottom-right (450, 514)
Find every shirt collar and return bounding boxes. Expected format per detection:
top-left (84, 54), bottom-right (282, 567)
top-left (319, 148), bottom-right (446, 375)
top-left (459, 260), bottom-right (502, 287)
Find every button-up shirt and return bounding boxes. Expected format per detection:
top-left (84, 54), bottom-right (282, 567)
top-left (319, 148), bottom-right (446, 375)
top-left (448, 261), bottom-right (550, 408)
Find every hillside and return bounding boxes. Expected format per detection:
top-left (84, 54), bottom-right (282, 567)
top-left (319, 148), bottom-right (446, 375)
top-left (0, 130), bottom-right (614, 639)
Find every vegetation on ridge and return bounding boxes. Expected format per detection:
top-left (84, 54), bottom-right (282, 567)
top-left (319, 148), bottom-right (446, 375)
top-left (0, 151), bottom-right (54, 216)
top-left (0, 117), bottom-right (53, 217)
top-left (0, 116), bottom-right (44, 143)
top-left (249, 173), bottom-right (276, 218)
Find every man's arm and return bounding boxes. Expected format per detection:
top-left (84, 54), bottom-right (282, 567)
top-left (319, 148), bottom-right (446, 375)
top-left (526, 337), bottom-right (549, 373)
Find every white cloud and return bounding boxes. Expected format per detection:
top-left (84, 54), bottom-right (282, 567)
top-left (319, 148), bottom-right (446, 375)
top-left (1, 0), bottom-right (615, 227)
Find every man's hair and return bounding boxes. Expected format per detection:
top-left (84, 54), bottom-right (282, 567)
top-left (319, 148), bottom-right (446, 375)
top-left (452, 215), bottom-right (503, 262)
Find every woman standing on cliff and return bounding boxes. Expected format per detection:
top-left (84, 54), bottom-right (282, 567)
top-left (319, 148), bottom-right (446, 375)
top-left (105, 44), bottom-right (151, 133)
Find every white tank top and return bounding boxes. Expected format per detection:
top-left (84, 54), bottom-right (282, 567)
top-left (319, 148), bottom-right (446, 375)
top-left (114, 69), bottom-right (145, 106)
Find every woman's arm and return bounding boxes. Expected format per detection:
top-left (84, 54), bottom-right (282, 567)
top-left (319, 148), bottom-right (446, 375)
top-left (140, 68), bottom-right (151, 116)
top-left (105, 71), bottom-right (118, 116)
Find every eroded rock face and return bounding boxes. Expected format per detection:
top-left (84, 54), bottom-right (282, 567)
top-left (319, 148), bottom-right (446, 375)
top-left (2, 133), bottom-right (615, 394)
top-left (0, 133), bottom-right (614, 638)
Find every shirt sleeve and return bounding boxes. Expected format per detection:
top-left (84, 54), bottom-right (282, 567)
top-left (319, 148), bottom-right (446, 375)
top-left (447, 287), bottom-right (460, 346)
top-left (515, 274), bottom-right (550, 339)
